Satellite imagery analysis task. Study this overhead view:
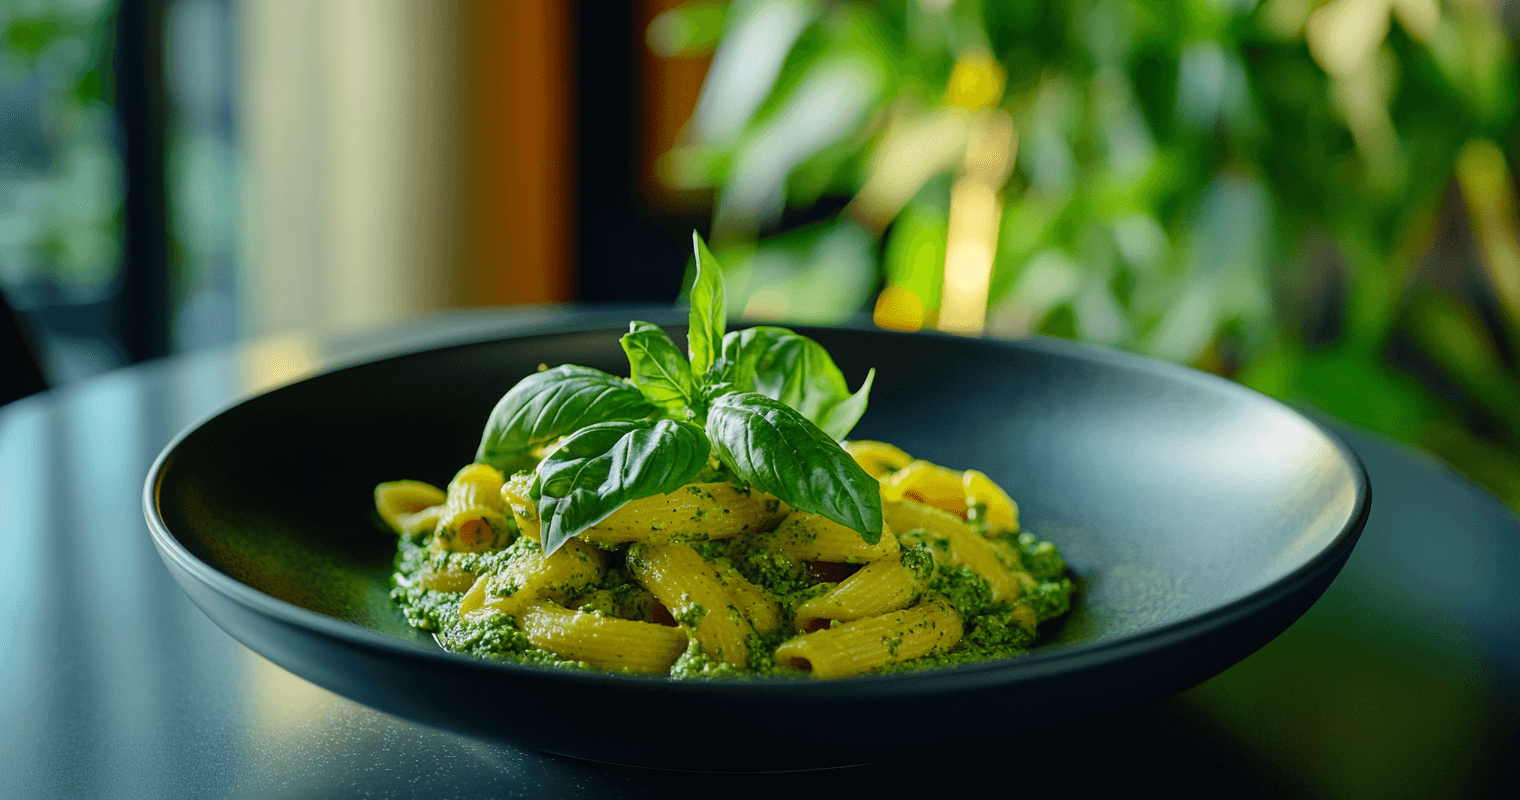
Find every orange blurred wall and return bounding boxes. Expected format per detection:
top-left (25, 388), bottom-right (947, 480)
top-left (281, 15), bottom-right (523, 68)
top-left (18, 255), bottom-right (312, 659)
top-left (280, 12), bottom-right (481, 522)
top-left (466, 0), bottom-right (575, 306)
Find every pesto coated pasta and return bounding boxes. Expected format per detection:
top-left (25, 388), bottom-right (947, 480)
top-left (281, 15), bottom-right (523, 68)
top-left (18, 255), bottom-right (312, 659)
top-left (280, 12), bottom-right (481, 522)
top-left (375, 234), bottom-right (1072, 678)
top-left (380, 441), bottom-right (1073, 679)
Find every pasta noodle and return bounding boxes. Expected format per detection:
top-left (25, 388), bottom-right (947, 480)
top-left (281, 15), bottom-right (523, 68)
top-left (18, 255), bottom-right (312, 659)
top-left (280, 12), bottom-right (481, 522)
top-left (843, 440), bottom-right (913, 479)
top-left (580, 484), bottom-right (787, 545)
top-left (418, 564), bottom-right (479, 593)
top-left (627, 542), bottom-right (757, 668)
top-left (772, 594), bottom-right (963, 679)
top-left (374, 480), bottom-right (446, 537)
top-left (884, 500), bottom-right (1024, 602)
top-left (710, 559), bottom-right (784, 636)
top-left (434, 464), bottom-right (512, 553)
top-left (878, 461), bottom-right (1019, 535)
top-left (459, 538), bottom-right (605, 618)
top-left (791, 545), bottom-right (934, 631)
top-left (763, 510), bottom-right (901, 563)
top-left (502, 479), bottom-right (788, 546)
top-left (517, 601), bottom-right (689, 673)
top-left (383, 440), bottom-right (1073, 679)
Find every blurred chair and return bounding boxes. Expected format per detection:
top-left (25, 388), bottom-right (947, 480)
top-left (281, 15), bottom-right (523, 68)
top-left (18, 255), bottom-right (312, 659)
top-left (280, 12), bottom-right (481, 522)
top-left (1, 289), bottom-right (49, 406)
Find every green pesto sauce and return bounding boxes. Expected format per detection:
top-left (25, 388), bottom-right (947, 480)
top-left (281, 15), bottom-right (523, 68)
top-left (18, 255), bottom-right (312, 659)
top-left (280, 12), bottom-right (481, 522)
top-left (1019, 531), bottom-right (1069, 581)
top-left (391, 517), bottom-right (1076, 678)
top-left (444, 610), bottom-right (591, 669)
top-left (931, 564), bottom-right (996, 618)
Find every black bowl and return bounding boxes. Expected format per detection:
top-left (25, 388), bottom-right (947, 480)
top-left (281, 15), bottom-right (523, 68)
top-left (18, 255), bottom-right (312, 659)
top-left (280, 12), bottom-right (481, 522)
top-left (144, 316), bottom-right (1369, 770)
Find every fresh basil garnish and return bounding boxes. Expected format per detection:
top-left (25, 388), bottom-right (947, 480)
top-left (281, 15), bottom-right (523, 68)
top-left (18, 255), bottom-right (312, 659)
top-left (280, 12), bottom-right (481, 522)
top-left (532, 418), bottom-right (711, 554)
top-left (686, 232), bottom-right (726, 379)
top-left (815, 368), bottom-right (874, 441)
top-left (622, 321), bottom-right (698, 414)
top-left (476, 365), bottom-right (657, 473)
top-left (705, 392), bottom-right (883, 543)
top-left (720, 326), bottom-right (876, 440)
top-left (478, 231), bottom-right (882, 554)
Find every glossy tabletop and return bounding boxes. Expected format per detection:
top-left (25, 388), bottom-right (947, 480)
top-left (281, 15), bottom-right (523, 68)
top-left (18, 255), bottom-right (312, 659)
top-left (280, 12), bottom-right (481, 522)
top-left (3, 308), bottom-right (1517, 799)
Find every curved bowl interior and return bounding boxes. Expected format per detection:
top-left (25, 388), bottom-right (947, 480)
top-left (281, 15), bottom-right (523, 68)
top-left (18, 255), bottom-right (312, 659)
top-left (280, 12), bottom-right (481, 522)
top-left (146, 322), bottom-right (1368, 770)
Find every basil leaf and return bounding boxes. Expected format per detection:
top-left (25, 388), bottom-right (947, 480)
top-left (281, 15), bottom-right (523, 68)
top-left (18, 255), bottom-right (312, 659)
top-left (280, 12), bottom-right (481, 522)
top-left (706, 392), bottom-right (883, 543)
top-left (815, 367), bottom-right (874, 441)
top-left (621, 321), bottom-right (697, 413)
top-left (476, 365), bottom-right (658, 472)
top-left (532, 419), bottom-right (711, 555)
top-left (687, 232), bottom-right (726, 378)
top-left (720, 326), bottom-right (875, 439)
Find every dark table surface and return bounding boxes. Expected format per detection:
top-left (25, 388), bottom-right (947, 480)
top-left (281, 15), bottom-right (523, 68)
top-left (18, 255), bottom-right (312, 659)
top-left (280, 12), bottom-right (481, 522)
top-left (3, 308), bottom-right (1517, 800)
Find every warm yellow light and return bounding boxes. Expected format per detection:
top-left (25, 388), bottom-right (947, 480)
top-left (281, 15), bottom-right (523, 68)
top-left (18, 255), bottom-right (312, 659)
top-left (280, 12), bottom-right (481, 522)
top-left (849, 106), bottom-right (969, 233)
top-left (938, 111), bottom-right (1016, 337)
top-left (1305, 0), bottom-right (1390, 79)
top-left (938, 182), bottom-right (1000, 336)
top-left (946, 50), bottom-right (1006, 109)
top-left (241, 334), bottom-right (316, 393)
top-left (873, 284), bottom-right (926, 331)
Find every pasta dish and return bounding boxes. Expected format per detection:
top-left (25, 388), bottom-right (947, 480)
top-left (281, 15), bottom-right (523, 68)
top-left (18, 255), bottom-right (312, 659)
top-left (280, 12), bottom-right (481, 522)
top-left (375, 234), bottom-right (1073, 678)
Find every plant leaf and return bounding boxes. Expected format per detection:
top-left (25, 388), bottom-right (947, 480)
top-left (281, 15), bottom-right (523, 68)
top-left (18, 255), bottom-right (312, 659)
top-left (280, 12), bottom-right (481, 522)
top-left (532, 418), bottom-right (711, 555)
top-left (688, 232), bottom-right (727, 378)
top-left (476, 365), bottom-right (658, 473)
top-left (719, 326), bottom-right (874, 439)
top-left (705, 392), bottom-right (882, 542)
top-left (621, 321), bottom-right (698, 413)
top-left (815, 367), bottom-right (874, 440)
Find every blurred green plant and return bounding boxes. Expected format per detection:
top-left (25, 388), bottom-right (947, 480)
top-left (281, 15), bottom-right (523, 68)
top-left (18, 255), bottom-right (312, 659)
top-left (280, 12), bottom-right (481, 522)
top-left (653, 0), bottom-right (1520, 512)
top-left (0, 0), bottom-right (121, 306)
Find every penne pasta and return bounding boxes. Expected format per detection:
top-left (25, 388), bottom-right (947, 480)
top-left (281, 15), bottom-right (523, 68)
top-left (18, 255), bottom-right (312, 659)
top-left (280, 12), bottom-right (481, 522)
top-left (773, 594), bottom-right (963, 679)
top-left (504, 480), bottom-right (788, 546)
top-left (710, 558), bottom-right (784, 636)
top-left (518, 601), bottom-right (689, 673)
top-left (390, 445), bottom-right (1069, 676)
top-left (884, 501), bottom-right (1020, 603)
top-left (792, 544), bottom-right (935, 631)
top-left (871, 457), bottom-right (1020, 535)
top-left (626, 542), bottom-right (756, 668)
top-left (418, 564), bottom-right (478, 593)
top-left (380, 261), bottom-right (1074, 679)
top-left (763, 510), bottom-right (900, 563)
top-left (881, 460), bottom-right (967, 515)
top-left (434, 464), bottom-right (512, 553)
top-left (844, 440), bottom-right (913, 479)
top-left (580, 483), bottom-right (787, 545)
top-left (460, 539), bottom-right (605, 619)
top-left (961, 469), bottom-right (1019, 533)
top-left (374, 480), bottom-right (447, 537)
top-left (500, 471), bottom-right (538, 541)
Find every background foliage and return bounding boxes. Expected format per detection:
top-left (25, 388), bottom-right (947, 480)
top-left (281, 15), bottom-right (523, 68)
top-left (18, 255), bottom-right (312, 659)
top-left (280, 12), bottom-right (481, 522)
top-left (0, 0), bottom-right (120, 311)
top-left (654, 0), bottom-right (1520, 511)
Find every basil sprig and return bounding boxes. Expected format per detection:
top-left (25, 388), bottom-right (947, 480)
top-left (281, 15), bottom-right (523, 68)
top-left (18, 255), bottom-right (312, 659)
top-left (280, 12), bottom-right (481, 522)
top-left (621, 321), bottom-right (698, 414)
top-left (718, 326), bottom-right (877, 441)
top-left (687, 233), bottom-right (726, 378)
top-left (480, 231), bottom-right (880, 555)
top-left (532, 419), bottom-right (711, 550)
top-left (476, 365), bottom-right (658, 473)
top-left (706, 392), bottom-right (883, 542)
